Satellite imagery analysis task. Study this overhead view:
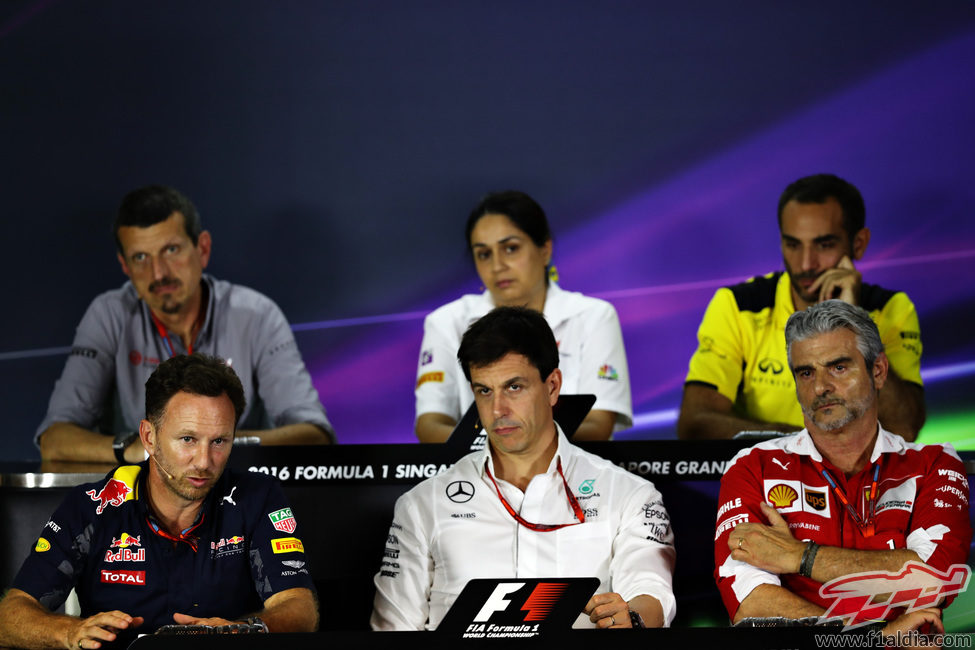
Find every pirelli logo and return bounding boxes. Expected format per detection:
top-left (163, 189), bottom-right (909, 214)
top-left (416, 371), bottom-right (444, 388)
top-left (272, 537), bottom-right (304, 554)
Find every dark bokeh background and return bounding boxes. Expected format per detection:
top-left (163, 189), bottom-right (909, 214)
top-left (3, 1), bottom-right (975, 458)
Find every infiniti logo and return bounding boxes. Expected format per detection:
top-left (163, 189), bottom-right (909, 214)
top-left (757, 358), bottom-right (784, 374)
top-left (446, 481), bottom-right (475, 503)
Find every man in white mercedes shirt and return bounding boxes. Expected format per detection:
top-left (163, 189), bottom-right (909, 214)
top-left (371, 306), bottom-right (675, 630)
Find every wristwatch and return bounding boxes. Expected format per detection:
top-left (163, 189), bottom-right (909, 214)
top-left (113, 431), bottom-right (139, 464)
top-left (628, 609), bottom-right (646, 628)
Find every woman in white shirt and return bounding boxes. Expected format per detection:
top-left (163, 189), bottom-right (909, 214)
top-left (414, 190), bottom-right (633, 443)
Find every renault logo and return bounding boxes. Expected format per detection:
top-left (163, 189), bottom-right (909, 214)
top-left (446, 481), bottom-right (475, 503)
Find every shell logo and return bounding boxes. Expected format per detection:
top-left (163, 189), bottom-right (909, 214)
top-left (767, 483), bottom-right (799, 508)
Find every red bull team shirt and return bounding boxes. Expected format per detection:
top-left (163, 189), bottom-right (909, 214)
top-left (13, 461), bottom-right (314, 644)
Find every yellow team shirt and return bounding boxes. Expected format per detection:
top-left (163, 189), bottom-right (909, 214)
top-left (685, 272), bottom-right (922, 428)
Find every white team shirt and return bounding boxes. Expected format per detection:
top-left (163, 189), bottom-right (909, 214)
top-left (415, 283), bottom-right (633, 431)
top-left (371, 427), bottom-right (676, 630)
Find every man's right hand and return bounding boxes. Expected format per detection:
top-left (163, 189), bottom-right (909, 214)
top-left (881, 608), bottom-right (943, 649)
top-left (69, 611), bottom-right (143, 649)
top-left (809, 255), bottom-right (862, 305)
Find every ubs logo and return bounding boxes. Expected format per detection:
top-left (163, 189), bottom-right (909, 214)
top-left (758, 358), bottom-right (785, 374)
top-left (446, 481), bottom-right (475, 503)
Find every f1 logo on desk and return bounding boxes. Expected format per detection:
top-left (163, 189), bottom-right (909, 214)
top-left (474, 582), bottom-right (566, 622)
top-left (437, 577), bottom-right (599, 638)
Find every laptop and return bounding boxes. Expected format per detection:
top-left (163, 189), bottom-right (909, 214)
top-left (437, 577), bottom-right (600, 637)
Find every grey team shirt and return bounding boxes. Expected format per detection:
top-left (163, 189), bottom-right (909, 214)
top-left (36, 274), bottom-right (332, 442)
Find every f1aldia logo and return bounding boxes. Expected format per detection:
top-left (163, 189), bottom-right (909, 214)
top-left (819, 561), bottom-right (971, 630)
top-left (473, 582), bottom-right (569, 623)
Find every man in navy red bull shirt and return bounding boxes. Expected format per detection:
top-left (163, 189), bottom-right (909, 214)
top-left (0, 354), bottom-right (318, 648)
top-left (713, 300), bottom-right (971, 634)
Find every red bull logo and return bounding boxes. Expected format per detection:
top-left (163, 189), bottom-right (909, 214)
top-left (110, 533), bottom-right (141, 548)
top-left (104, 548), bottom-right (146, 563)
top-left (227, 536), bottom-right (244, 545)
top-left (87, 479), bottom-right (132, 515)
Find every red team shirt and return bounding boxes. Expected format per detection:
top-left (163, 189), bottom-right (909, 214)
top-left (714, 428), bottom-right (971, 621)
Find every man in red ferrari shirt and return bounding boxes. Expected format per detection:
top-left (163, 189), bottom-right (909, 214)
top-left (714, 300), bottom-right (971, 632)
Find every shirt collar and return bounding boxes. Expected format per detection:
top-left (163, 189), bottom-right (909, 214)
top-left (786, 423), bottom-right (900, 464)
top-left (480, 422), bottom-right (571, 481)
top-left (774, 271), bottom-right (796, 328)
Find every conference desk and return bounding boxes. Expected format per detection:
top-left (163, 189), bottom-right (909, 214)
top-left (2, 441), bottom-right (973, 639)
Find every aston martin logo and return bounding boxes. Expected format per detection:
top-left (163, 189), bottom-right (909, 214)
top-left (446, 481), bottom-right (475, 503)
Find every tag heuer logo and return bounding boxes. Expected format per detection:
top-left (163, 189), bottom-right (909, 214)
top-left (268, 508), bottom-right (297, 534)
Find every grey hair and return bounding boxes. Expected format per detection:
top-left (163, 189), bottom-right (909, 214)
top-left (785, 300), bottom-right (884, 370)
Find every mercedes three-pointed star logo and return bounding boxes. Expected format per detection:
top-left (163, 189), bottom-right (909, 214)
top-left (446, 480), bottom-right (475, 503)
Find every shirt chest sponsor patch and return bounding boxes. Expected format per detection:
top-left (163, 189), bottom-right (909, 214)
top-left (875, 477), bottom-right (918, 514)
top-left (272, 537), bottom-right (304, 554)
top-left (100, 569), bottom-right (145, 585)
top-left (268, 508), bottom-right (297, 534)
top-left (211, 535), bottom-right (246, 558)
top-left (763, 480), bottom-right (832, 518)
top-left (104, 533), bottom-right (145, 562)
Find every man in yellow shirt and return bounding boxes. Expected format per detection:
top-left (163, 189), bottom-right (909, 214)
top-left (678, 174), bottom-right (924, 441)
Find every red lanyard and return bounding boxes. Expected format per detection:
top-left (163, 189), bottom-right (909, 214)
top-left (149, 310), bottom-right (195, 357)
top-left (484, 459), bottom-right (586, 532)
top-left (146, 512), bottom-right (204, 552)
top-left (810, 457), bottom-right (881, 537)
top-left (149, 310), bottom-right (193, 357)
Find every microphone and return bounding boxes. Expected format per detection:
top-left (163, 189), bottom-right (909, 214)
top-left (152, 453), bottom-right (175, 480)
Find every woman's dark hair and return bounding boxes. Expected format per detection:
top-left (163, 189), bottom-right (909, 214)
top-left (464, 190), bottom-right (552, 250)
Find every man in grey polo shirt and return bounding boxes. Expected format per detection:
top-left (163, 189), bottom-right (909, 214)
top-left (37, 185), bottom-right (334, 463)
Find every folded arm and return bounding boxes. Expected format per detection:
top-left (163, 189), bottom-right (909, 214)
top-left (39, 422), bottom-right (144, 464)
top-left (677, 384), bottom-right (801, 440)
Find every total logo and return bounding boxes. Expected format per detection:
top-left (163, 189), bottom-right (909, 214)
top-left (100, 570), bottom-right (145, 586)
